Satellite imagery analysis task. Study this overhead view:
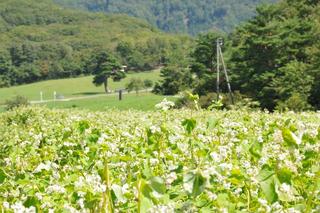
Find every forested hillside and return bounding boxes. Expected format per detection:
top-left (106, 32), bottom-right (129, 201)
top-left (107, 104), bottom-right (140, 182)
top-left (0, 0), bottom-right (191, 87)
top-left (155, 0), bottom-right (320, 111)
top-left (54, 0), bottom-right (277, 35)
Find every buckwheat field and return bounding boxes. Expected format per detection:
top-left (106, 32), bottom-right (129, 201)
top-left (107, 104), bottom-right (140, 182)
top-left (0, 106), bottom-right (319, 212)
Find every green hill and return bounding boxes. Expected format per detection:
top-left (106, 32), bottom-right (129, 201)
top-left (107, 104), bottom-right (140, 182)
top-left (0, 0), bottom-right (191, 87)
top-left (54, 0), bottom-right (278, 35)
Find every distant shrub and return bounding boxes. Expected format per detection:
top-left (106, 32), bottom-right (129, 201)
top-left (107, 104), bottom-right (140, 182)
top-left (175, 91), bottom-right (260, 110)
top-left (276, 93), bottom-right (312, 112)
top-left (5, 96), bottom-right (29, 110)
top-left (126, 78), bottom-right (144, 94)
top-left (143, 79), bottom-right (153, 88)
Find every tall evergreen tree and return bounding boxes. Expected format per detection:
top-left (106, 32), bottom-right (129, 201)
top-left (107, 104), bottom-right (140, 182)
top-left (230, 0), bottom-right (320, 110)
top-left (89, 51), bottom-right (126, 93)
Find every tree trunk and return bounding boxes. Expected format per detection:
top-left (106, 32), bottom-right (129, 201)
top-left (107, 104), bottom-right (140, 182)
top-left (104, 77), bottom-right (109, 93)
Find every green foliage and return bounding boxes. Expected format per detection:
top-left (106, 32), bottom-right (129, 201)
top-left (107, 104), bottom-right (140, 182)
top-left (0, 107), bottom-right (319, 211)
top-left (115, 39), bottom-right (190, 72)
top-left (0, 69), bottom-right (161, 102)
top-left (143, 79), bottom-right (153, 88)
top-left (126, 78), bottom-right (144, 94)
top-left (182, 118), bottom-right (197, 135)
top-left (89, 51), bottom-right (125, 93)
top-left (156, 0), bottom-right (320, 111)
top-left (282, 128), bottom-right (299, 148)
top-left (230, 0), bottom-right (320, 110)
top-left (54, 0), bottom-right (277, 35)
top-left (190, 32), bottom-right (226, 96)
top-left (258, 165), bottom-right (278, 203)
top-left (4, 96), bottom-right (29, 110)
top-left (0, 0), bottom-right (191, 87)
top-left (183, 171), bottom-right (206, 197)
top-left (153, 66), bottom-right (192, 95)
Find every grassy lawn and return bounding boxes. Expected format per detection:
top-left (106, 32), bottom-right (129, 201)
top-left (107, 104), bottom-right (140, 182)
top-left (0, 70), bottom-right (171, 112)
top-left (0, 70), bottom-right (161, 104)
top-left (36, 92), bottom-right (176, 111)
top-left (0, 105), bottom-right (5, 113)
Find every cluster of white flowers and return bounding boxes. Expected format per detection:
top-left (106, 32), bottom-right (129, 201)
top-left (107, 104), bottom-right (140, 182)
top-left (165, 172), bottom-right (177, 185)
top-left (0, 107), bottom-right (319, 211)
top-left (148, 203), bottom-right (175, 213)
top-left (33, 161), bottom-right (52, 173)
top-left (46, 184), bottom-right (66, 194)
top-left (75, 173), bottom-right (106, 193)
top-left (155, 98), bottom-right (175, 111)
top-left (6, 202), bottom-right (36, 213)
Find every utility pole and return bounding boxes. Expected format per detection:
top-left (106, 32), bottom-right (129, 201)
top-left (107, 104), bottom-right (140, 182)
top-left (216, 38), bottom-right (234, 104)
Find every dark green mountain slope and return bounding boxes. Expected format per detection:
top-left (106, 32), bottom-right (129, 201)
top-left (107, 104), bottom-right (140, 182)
top-left (0, 0), bottom-right (191, 87)
top-left (54, 0), bottom-right (277, 35)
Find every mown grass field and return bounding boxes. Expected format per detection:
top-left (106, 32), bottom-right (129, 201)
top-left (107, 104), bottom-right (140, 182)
top-left (0, 70), bottom-right (161, 102)
top-left (41, 92), bottom-right (177, 111)
top-left (0, 70), bottom-right (171, 112)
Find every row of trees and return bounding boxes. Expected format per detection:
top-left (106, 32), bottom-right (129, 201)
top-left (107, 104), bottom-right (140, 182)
top-left (0, 38), bottom-right (188, 87)
top-left (155, 0), bottom-right (320, 111)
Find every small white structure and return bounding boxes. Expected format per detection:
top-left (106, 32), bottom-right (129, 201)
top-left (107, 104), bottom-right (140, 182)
top-left (40, 91), bottom-right (43, 102)
top-left (121, 65), bottom-right (127, 72)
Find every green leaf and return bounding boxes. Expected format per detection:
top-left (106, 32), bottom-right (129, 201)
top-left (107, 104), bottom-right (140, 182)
top-left (257, 165), bottom-right (275, 182)
top-left (302, 133), bottom-right (316, 144)
top-left (206, 117), bottom-right (219, 129)
top-left (216, 193), bottom-right (236, 211)
top-left (0, 169), bottom-right (6, 184)
top-left (182, 118), bottom-right (197, 135)
top-left (249, 141), bottom-right (263, 159)
top-left (140, 180), bottom-right (153, 199)
top-left (149, 177), bottom-right (166, 194)
top-left (277, 168), bottom-right (293, 184)
top-left (78, 120), bottom-right (90, 134)
top-left (258, 165), bottom-right (278, 203)
top-left (260, 176), bottom-right (278, 203)
top-left (140, 196), bottom-right (153, 213)
top-left (111, 184), bottom-right (126, 203)
top-left (200, 207), bottom-right (214, 213)
top-left (24, 196), bottom-right (38, 208)
top-left (183, 171), bottom-right (206, 197)
top-left (142, 163), bottom-right (153, 179)
top-left (88, 129), bottom-right (100, 143)
top-left (146, 128), bottom-right (156, 145)
top-left (282, 128), bottom-right (298, 148)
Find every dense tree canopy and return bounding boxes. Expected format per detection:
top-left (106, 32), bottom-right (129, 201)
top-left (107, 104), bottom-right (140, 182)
top-left (154, 32), bottom-right (229, 96)
top-left (153, 66), bottom-right (192, 95)
top-left (0, 0), bottom-right (191, 87)
top-left (54, 0), bottom-right (277, 35)
top-left (230, 0), bottom-right (320, 110)
top-left (89, 51), bottom-right (125, 93)
top-left (155, 0), bottom-right (320, 111)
